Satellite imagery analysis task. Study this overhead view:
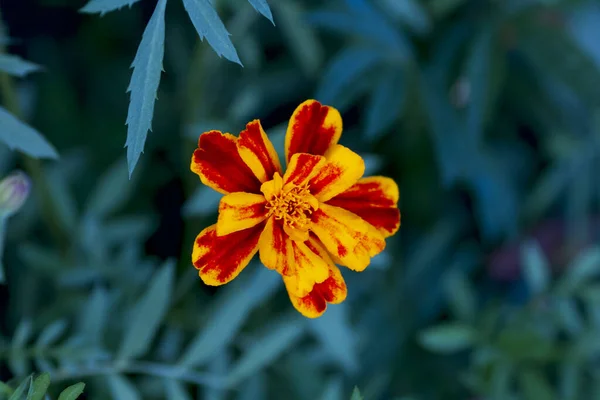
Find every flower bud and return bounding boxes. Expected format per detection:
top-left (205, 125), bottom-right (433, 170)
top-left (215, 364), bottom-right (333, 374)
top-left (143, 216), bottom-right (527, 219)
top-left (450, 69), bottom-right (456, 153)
top-left (0, 171), bottom-right (31, 217)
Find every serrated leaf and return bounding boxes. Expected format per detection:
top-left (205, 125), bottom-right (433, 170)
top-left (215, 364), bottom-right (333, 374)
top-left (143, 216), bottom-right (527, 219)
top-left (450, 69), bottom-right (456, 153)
top-left (178, 267), bottom-right (279, 368)
top-left (125, 0), bottom-right (167, 178)
top-left (365, 69), bottom-right (405, 140)
top-left (418, 323), bottom-right (475, 354)
top-left (107, 376), bottom-right (139, 400)
top-left (35, 320), bottom-right (67, 347)
top-left (0, 106), bottom-right (58, 159)
top-left (80, 0), bottom-right (141, 14)
top-left (247, 0), bottom-right (274, 24)
top-left (182, 0), bottom-right (241, 64)
top-left (521, 240), bottom-right (550, 295)
top-left (226, 316), bottom-right (305, 387)
top-left (9, 376), bottom-right (31, 400)
top-left (57, 383), bottom-right (85, 400)
top-left (85, 157), bottom-right (132, 217)
top-left (26, 373), bottom-right (50, 400)
top-left (118, 260), bottom-right (174, 360)
top-left (0, 54), bottom-right (41, 77)
top-left (350, 387), bottom-right (363, 400)
top-left (315, 47), bottom-right (382, 105)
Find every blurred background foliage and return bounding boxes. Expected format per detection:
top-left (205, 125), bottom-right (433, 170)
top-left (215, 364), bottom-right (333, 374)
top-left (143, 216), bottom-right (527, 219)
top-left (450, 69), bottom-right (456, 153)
top-left (1, 0), bottom-right (600, 398)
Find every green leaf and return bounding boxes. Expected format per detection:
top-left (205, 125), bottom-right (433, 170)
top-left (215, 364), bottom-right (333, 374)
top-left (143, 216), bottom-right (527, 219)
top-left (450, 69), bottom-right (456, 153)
top-left (163, 379), bottom-right (191, 400)
top-left (274, 0), bottom-right (322, 76)
top-left (247, 0), bottom-right (274, 24)
top-left (125, 0), bottom-right (167, 178)
top-left (0, 54), bottom-right (41, 77)
top-left (26, 373), bottom-right (50, 400)
top-left (365, 69), bottom-right (405, 140)
top-left (418, 323), bottom-right (475, 354)
top-left (0, 381), bottom-right (13, 396)
top-left (0, 106), bottom-right (58, 159)
top-left (519, 369), bottom-right (554, 400)
top-left (85, 157), bottom-right (132, 217)
top-left (35, 320), bottom-right (67, 347)
top-left (444, 270), bottom-right (476, 322)
top-left (558, 247), bottom-right (600, 294)
top-left (80, 0), bottom-right (141, 14)
top-left (378, 0), bottom-right (430, 35)
top-left (466, 26), bottom-right (494, 143)
top-left (118, 260), bottom-right (174, 360)
top-left (178, 267), bottom-right (280, 368)
top-left (496, 329), bottom-right (555, 362)
top-left (57, 383), bottom-right (85, 400)
top-left (308, 303), bottom-right (358, 373)
top-left (182, 0), bottom-right (241, 65)
top-left (320, 377), bottom-right (343, 400)
top-left (107, 376), bottom-right (139, 400)
top-left (521, 240), bottom-right (550, 295)
top-left (226, 316), bottom-right (305, 387)
top-left (10, 320), bottom-right (33, 376)
top-left (9, 376), bottom-right (31, 400)
top-left (350, 387), bottom-right (363, 400)
top-left (315, 47), bottom-right (382, 106)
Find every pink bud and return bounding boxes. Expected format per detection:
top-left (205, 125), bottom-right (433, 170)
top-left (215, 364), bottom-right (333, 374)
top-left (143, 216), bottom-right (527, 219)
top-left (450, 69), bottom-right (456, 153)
top-left (0, 171), bottom-right (31, 217)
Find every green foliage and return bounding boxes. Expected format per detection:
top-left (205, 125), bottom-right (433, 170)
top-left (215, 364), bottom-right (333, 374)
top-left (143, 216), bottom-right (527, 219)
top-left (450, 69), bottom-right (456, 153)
top-left (2, 0), bottom-right (600, 399)
top-left (0, 374), bottom-right (84, 400)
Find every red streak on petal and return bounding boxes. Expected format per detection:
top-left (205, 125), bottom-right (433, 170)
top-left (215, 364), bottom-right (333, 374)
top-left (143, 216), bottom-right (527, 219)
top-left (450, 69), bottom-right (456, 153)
top-left (285, 154), bottom-right (323, 186)
top-left (288, 101), bottom-right (338, 158)
top-left (310, 165), bottom-right (342, 195)
top-left (239, 121), bottom-right (279, 180)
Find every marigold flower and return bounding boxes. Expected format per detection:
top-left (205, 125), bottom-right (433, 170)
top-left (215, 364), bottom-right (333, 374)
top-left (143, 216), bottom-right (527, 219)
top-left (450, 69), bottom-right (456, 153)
top-left (190, 100), bottom-right (401, 318)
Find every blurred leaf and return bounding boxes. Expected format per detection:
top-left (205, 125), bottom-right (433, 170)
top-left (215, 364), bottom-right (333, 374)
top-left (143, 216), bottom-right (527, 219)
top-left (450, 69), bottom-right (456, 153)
top-left (118, 260), bottom-right (174, 360)
top-left (164, 379), bottom-right (191, 400)
top-left (490, 362), bottom-right (512, 400)
top-left (429, 0), bottom-right (465, 19)
top-left (365, 68), bottom-right (405, 140)
top-left (444, 270), bottom-right (476, 322)
top-left (308, 303), bottom-right (358, 373)
top-left (226, 316), bottom-right (305, 387)
top-left (556, 298), bottom-right (583, 335)
top-left (8, 376), bottom-right (31, 400)
top-left (182, 186), bottom-right (222, 217)
top-left (182, 0), bottom-right (241, 65)
top-left (125, 0), bottom-right (167, 178)
top-left (26, 373), bottom-right (50, 400)
top-left (519, 369), bottom-right (553, 400)
top-left (558, 247), bottom-right (600, 294)
top-left (9, 320), bottom-right (32, 376)
top-left (0, 54), bottom-right (41, 77)
top-left (80, 0), bottom-right (141, 14)
top-left (44, 167), bottom-right (78, 234)
top-left (418, 323), bottom-right (475, 354)
top-left (107, 375), bottom-right (140, 400)
top-left (521, 240), bottom-right (550, 295)
top-left (0, 381), bottom-right (13, 396)
top-left (247, 0), bottom-right (274, 25)
top-left (466, 26), bottom-right (494, 142)
top-left (77, 287), bottom-right (109, 345)
top-left (0, 106), bottom-right (58, 159)
top-left (178, 267), bottom-right (279, 368)
top-left (378, 0), bottom-right (430, 35)
top-left (315, 47), bottom-right (382, 105)
top-left (350, 387), bottom-right (363, 400)
top-left (320, 377), bottom-right (343, 400)
top-left (236, 373), bottom-right (266, 400)
top-left (496, 329), bottom-right (554, 362)
top-left (525, 161), bottom-right (572, 218)
top-left (559, 361), bottom-right (580, 399)
top-left (35, 319), bottom-right (67, 347)
top-left (274, 0), bottom-right (323, 76)
top-left (85, 158), bottom-right (132, 217)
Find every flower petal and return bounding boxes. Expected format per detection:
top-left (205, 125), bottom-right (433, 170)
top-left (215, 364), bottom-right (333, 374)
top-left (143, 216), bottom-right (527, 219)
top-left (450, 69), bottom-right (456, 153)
top-left (309, 144), bottom-right (365, 202)
top-left (285, 100), bottom-right (343, 163)
top-left (191, 131), bottom-right (261, 194)
top-left (237, 120), bottom-right (282, 183)
top-left (193, 223), bottom-right (262, 286)
top-left (285, 243), bottom-right (347, 318)
top-left (282, 153), bottom-right (326, 187)
top-left (216, 192), bottom-right (268, 236)
top-left (327, 177), bottom-right (400, 237)
top-left (259, 218), bottom-right (329, 296)
top-left (311, 203), bottom-right (386, 271)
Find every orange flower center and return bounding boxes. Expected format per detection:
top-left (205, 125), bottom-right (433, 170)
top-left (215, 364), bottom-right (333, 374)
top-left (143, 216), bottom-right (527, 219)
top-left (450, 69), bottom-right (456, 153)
top-left (262, 172), bottom-right (319, 241)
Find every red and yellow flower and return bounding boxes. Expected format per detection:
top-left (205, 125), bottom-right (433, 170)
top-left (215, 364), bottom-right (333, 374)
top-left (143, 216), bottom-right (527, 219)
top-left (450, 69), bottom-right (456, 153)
top-left (190, 100), bottom-right (400, 318)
